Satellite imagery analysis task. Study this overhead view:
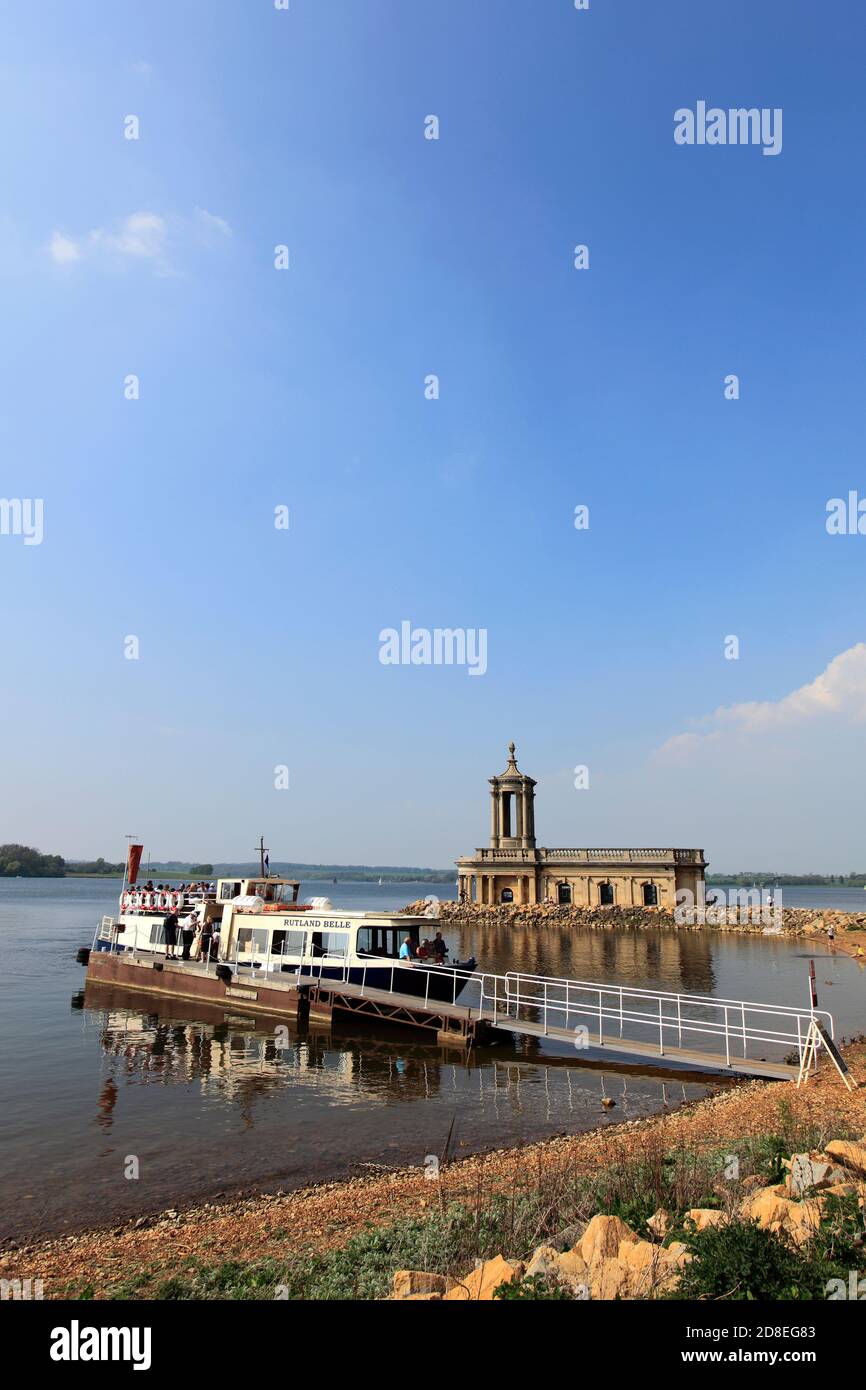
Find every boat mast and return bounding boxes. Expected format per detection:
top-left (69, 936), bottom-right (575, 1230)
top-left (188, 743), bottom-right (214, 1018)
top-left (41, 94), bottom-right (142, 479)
top-left (256, 835), bottom-right (269, 877)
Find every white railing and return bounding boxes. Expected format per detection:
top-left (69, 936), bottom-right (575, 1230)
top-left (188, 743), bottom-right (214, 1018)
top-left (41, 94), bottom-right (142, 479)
top-left (225, 950), bottom-right (829, 1071)
top-left (493, 971), bottom-right (833, 1069)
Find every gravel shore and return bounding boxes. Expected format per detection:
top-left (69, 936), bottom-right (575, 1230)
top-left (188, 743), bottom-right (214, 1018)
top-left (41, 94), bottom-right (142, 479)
top-left (3, 1044), bottom-right (863, 1300)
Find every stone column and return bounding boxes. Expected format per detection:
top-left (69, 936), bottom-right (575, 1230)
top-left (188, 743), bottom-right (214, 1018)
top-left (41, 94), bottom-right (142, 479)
top-left (490, 784), bottom-right (499, 846)
top-left (515, 792), bottom-right (524, 842)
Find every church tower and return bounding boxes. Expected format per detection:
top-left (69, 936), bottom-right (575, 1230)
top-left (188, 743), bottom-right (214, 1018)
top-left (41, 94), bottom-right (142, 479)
top-left (489, 742), bottom-right (536, 850)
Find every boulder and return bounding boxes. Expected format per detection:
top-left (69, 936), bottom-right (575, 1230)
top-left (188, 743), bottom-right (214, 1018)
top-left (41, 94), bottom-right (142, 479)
top-left (392, 1269), bottom-right (454, 1299)
top-left (824, 1140), bottom-right (866, 1177)
top-left (590, 1256), bottom-right (631, 1301)
top-left (646, 1209), bottom-right (671, 1239)
top-left (524, 1245), bottom-right (561, 1281)
top-left (788, 1153), bottom-right (851, 1196)
top-left (579, 1214), bottom-right (639, 1267)
top-left (443, 1255), bottom-right (524, 1301)
top-left (739, 1184), bottom-right (789, 1228)
top-left (686, 1208), bottom-right (726, 1232)
top-left (781, 1199), bottom-right (825, 1247)
top-left (556, 1249), bottom-right (591, 1295)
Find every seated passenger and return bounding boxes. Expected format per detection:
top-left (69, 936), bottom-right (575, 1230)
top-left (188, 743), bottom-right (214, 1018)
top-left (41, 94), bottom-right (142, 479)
top-left (398, 936), bottom-right (415, 962)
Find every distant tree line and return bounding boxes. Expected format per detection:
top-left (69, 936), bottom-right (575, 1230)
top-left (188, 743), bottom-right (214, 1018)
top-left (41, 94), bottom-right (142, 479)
top-left (708, 872), bottom-right (866, 887)
top-left (0, 844), bottom-right (66, 877)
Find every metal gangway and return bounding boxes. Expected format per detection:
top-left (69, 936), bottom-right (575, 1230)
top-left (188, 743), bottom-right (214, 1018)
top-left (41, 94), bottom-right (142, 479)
top-left (232, 948), bottom-right (840, 1083)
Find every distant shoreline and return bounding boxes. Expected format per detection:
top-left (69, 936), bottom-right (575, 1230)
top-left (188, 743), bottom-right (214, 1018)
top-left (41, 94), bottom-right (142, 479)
top-left (26, 871), bottom-right (456, 884)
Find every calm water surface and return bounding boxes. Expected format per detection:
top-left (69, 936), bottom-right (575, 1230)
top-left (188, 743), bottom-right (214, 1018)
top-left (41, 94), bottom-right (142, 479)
top-left (1, 879), bottom-right (863, 1240)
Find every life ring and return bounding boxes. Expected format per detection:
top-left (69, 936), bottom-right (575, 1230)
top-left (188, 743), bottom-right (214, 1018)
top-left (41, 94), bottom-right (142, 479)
top-left (121, 891), bottom-right (131, 911)
top-left (157, 891), bottom-right (171, 910)
top-left (171, 891), bottom-right (183, 912)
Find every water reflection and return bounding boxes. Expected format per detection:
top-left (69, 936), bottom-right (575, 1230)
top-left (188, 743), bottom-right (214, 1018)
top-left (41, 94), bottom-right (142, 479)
top-left (460, 921), bottom-right (718, 997)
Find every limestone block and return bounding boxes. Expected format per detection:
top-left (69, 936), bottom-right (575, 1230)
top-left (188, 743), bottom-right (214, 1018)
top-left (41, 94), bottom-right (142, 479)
top-left (392, 1269), bottom-right (454, 1299)
top-left (824, 1140), bottom-right (866, 1177)
top-left (443, 1255), bottom-right (523, 1301)
top-left (579, 1214), bottom-right (639, 1267)
top-left (646, 1209), bottom-right (671, 1238)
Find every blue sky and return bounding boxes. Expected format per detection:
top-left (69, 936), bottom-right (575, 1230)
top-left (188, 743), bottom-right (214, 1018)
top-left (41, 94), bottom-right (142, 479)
top-left (1, 0), bottom-right (864, 870)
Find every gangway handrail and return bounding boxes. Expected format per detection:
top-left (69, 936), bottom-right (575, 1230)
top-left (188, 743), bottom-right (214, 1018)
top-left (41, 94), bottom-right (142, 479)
top-left (502, 969), bottom-right (834, 1029)
top-left (228, 951), bottom-right (830, 1069)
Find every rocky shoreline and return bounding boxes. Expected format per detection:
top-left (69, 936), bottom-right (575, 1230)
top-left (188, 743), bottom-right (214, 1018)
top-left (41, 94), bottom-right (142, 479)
top-left (403, 900), bottom-right (866, 954)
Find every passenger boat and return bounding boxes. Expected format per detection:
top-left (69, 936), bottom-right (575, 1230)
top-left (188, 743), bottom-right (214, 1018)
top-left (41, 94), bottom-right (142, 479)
top-left (82, 866), bottom-right (476, 1010)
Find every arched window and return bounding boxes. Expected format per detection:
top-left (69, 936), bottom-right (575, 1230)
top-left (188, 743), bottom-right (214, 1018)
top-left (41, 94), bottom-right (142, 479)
top-left (642, 882), bottom-right (658, 906)
top-left (557, 882), bottom-right (572, 905)
top-left (501, 887), bottom-right (514, 904)
top-left (599, 881), bottom-right (614, 906)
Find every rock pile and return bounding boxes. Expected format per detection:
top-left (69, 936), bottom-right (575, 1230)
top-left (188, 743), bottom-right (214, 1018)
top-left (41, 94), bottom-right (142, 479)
top-left (392, 1135), bottom-right (866, 1300)
top-left (401, 900), bottom-right (866, 938)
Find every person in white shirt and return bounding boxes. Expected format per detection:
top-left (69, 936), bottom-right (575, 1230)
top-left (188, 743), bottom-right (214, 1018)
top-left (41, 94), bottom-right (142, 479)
top-left (181, 911), bottom-right (199, 961)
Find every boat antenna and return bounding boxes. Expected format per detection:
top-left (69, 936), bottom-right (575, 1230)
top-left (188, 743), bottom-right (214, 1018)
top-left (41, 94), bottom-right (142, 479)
top-left (256, 835), bottom-right (269, 877)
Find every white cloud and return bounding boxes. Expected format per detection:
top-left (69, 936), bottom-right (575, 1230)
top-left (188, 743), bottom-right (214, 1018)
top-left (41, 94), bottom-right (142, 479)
top-left (90, 211), bottom-right (167, 259)
top-left (49, 231), bottom-right (80, 264)
top-left (196, 207), bottom-right (232, 237)
top-left (48, 209), bottom-right (232, 274)
top-left (49, 211), bottom-right (167, 268)
top-left (654, 643), bottom-right (866, 762)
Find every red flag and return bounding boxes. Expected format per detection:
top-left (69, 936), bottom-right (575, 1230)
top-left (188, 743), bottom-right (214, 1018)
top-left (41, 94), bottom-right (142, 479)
top-left (127, 844), bottom-right (144, 885)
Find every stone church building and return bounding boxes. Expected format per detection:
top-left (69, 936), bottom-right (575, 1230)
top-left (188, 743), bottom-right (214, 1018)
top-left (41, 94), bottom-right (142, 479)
top-left (456, 743), bottom-right (706, 908)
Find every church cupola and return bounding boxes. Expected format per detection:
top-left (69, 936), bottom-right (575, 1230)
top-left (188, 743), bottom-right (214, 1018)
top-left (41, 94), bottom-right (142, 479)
top-left (489, 741), bottom-right (536, 850)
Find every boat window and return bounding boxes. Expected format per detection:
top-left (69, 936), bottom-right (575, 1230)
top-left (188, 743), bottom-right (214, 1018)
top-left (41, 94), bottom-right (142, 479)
top-left (310, 931), bottom-right (348, 958)
top-left (272, 929), bottom-right (307, 957)
top-left (220, 881), bottom-right (241, 902)
top-left (150, 923), bottom-right (166, 944)
top-left (237, 927), bottom-right (270, 955)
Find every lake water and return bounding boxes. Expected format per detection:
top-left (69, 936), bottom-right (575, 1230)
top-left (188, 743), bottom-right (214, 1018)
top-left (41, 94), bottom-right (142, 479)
top-left (1, 878), bottom-right (864, 1241)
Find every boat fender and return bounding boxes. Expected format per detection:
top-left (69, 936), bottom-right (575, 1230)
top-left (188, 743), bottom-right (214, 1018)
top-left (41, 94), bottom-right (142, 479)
top-left (76, 947), bottom-right (90, 965)
top-left (216, 964), bottom-right (232, 983)
top-left (152, 962), bottom-right (163, 972)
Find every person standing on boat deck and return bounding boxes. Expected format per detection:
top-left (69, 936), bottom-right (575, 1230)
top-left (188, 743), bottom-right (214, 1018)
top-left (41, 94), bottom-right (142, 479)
top-left (399, 936), bottom-right (415, 962)
top-left (162, 908), bottom-right (179, 960)
top-left (199, 915), bottom-right (213, 963)
top-left (433, 932), bottom-right (448, 963)
top-left (180, 910), bottom-right (199, 961)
